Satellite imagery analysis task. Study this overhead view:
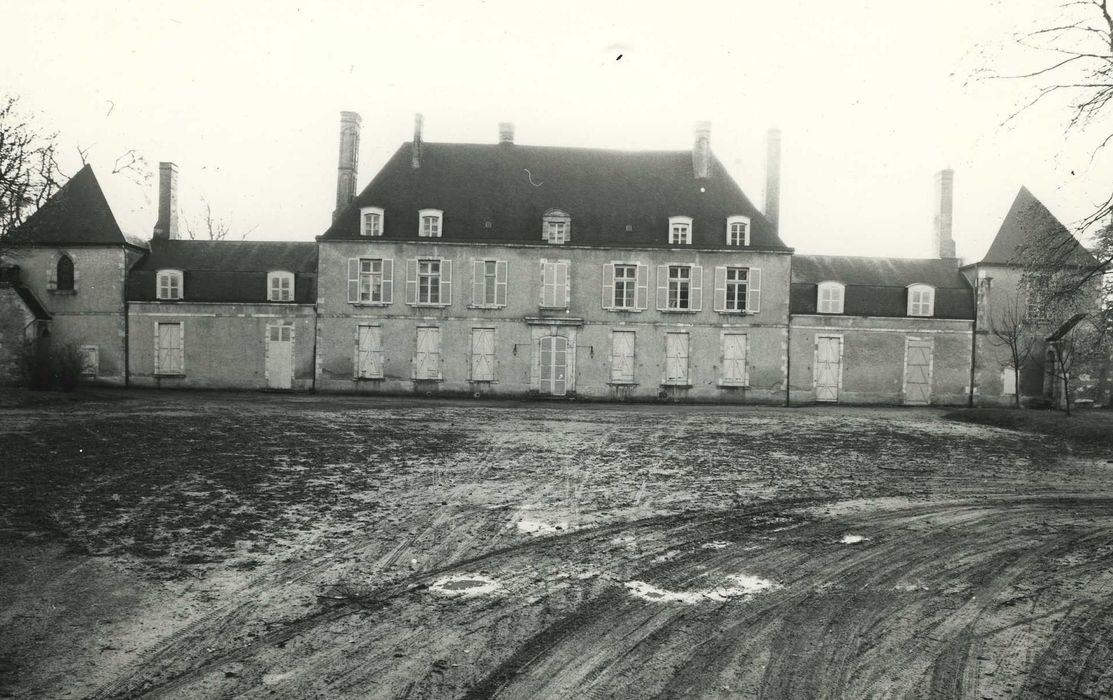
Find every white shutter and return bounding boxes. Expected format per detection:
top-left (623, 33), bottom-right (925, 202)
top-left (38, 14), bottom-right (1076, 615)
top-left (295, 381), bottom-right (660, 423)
top-left (472, 259), bottom-right (484, 305)
top-left (381, 259), bottom-right (394, 304)
top-left (495, 260), bottom-right (508, 306)
top-left (154, 322), bottom-right (162, 374)
top-left (635, 263), bottom-right (649, 311)
top-left (559, 261), bottom-right (570, 307)
top-left (611, 331), bottom-right (635, 383)
top-left (440, 260), bottom-right (452, 305)
top-left (347, 259), bottom-right (359, 303)
top-left (714, 266), bottom-right (727, 313)
top-left (690, 266), bottom-right (703, 311)
top-left (471, 329), bottom-right (496, 381)
top-left (601, 263), bottom-right (615, 310)
top-left (406, 259), bottom-right (418, 305)
top-left (747, 267), bottom-right (761, 313)
top-left (354, 325), bottom-right (363, 377)
top-left (656, 265), bottom-right (668, 310)
top-left (540, 260), bottom-right (551, 307)
top-left (665, 333), bottom-right (689, 384)
top-left (722, 333), bottom-right (748, 384)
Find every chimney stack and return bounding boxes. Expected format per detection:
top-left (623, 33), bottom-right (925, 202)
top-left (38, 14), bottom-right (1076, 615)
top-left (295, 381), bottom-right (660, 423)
top-left (934, 168), bottom-right (957, 258)
top-left (153, 162), bottom-right (179, 240)
top-left (333, 111), bottom-right (362, 222)
top-left (412, 113), bottom-right (424, 169)
top-left (764, 128), bottom-right (782, 233)
top-left (498, 122), bottom-right (515, 145)
top-left (692, 121), bottom-right (711, 179)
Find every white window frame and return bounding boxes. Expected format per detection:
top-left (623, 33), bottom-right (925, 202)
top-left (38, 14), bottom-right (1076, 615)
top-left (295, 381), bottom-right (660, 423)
top-left (664, 332), bottom-right (690, 385)
top-left (539, 259), bottom-right (571, 309)
top-left (348, 258), bottom-right (393, 305)
top-left (726, 215), bottom-right (751, 246)
top-left (656, 264), bottom-right (702, 312)
top-left (406, 257), bottom-right (452, 307)
top-left (355, 324), bottom-right (384, 379)
top-left (907, 283), bottom-right (935, 317)
top-left (602, 262), bottom-right (649, 311)
top-left (610, 330), bottom-right (636, 384)
top-left (470, 259), bottom-right (508, 308)
top-left (817, 281), bottom-right (845, 314)
top-left (154, 321), bottom-right (184, 376)
top-left (418, 208), bottom-right (443, 238)
top-left (542, 209), bottom-right (572, 244)
top-left (157, 269), bottom-right (183, 301)
top-left (268, 271), bottom-right (295, 302)
top-left (668, 216), bottom-right (693, 245)
top-left (720, 332), bottom-right (749, 386)
top-left (413, 325), bottom-right (443, 380)
top-left (360, 206), bottom-right (384, 237)
top-left (470, 327), bottom-right (497, 382)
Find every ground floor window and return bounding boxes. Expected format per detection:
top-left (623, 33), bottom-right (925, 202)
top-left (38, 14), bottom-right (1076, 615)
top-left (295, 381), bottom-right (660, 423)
top-left (610, 330), bottom-right (636, 384)
top-left (664, 332), bottom-right (689, 385)
top-left (78, 345), bottom-right (98, 376)
top-left (1001, 368), bottom-right (1017, 395)
top-left (356, 325), bottom-right (384, 379)
top-left (471, 328), bottom-right (496, 381)
top-left (413, 326), bottom-right (442, 380)
top-left (721, 333), bottom-right (748, 385)
top-left (155, 322), bottom-right (184, 375)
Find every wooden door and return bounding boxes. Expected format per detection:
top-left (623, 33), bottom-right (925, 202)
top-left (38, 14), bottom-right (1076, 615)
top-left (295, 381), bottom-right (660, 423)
top-left (539, 335), bottom-right (568, 396)
top-left (815, 336), bottom-right (841, 402)
top-left (903, 338), bottom-right (933, 405)
top-left (266, 324), bottom-right (294, 389)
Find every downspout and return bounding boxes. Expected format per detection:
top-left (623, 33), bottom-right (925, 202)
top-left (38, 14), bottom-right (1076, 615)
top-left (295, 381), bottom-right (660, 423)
top-left (311, 298), bottom-right (319, 393)
top-left (123, 247), bottom-right (131, 387)
top-left (967, 316), bottom-right (977, 407)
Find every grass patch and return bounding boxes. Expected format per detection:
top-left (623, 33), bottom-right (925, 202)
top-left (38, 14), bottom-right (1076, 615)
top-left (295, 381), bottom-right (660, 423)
top-left (944, 408), bottom-right (1113, 451)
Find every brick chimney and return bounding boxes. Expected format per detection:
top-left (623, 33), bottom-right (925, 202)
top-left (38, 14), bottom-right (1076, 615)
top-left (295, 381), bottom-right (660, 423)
top-left (934, 168), bottom-right (957, 258)
top-left (152, 162), bottom-right (179, 240)
top-left (412, 113), bottom-right (424, 169)
top-left (692, 121), bottom-right (711, 179)
top-left (498, 122), bottom-right (514, 145)
top-left (333, 111), bottom-right (361, 222)
top-left (764, 128), bottom-right (782, 233)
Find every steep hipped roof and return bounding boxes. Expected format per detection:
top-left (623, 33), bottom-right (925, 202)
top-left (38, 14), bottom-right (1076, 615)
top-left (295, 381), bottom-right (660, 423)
top-left (321, 142), bottom-right (790, 251)
top-left (128, 239), bottom-right (317, 304)
top-left (791, 254), bottom-right (974, 319)
top-left (6, 165), bottom-right (129, 246)
top-left (979, 187), bottom-right (1094, 266)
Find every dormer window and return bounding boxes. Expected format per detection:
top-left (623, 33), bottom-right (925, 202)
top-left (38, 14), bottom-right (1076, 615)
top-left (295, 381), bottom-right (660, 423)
top-left (361, 207), bottom-right (384, 236)
top-left (157, 270), bottom-right (183, 300)
top-left (726, 215), bottom-right (750, 246)
top-left (817, 281), bottom-right (845, 314)
top-left (669, 216), bottom-right (692, 245)
top-left (543, 209), bottom-right (572, 244)
top-left (419, 209), bottom-right (443, 238)
top-left (907, 284), bottom-right (935, 317)
top-left (268, 271), bottom-right (295, 302)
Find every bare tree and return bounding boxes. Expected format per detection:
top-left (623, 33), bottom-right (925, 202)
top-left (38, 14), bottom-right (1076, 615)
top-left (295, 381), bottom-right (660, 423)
top-left (1044, 313), bottom-right (1102, 415)
top-left (183, 198), bottom-right (255, 241)
top-left (0, 94), bottom-right (64, 248)
top-left (988, 290), bottom-right (1040, 408)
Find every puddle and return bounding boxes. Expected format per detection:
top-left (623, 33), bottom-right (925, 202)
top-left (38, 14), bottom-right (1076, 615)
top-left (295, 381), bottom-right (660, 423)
top-left (429, 574), bottom-right (501, 597)
top-left (625, 574), bottom-right (778, 604)
top-left (840, 534), bottom-right (868, 544)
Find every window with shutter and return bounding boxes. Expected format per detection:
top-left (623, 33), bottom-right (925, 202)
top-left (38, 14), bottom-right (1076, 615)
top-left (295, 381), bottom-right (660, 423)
top-left (721, 333), bottom-right (748, 385)
top-left (663, 265), bottom-right (700, 311)
top-left (723, 267), bottom-right (748, 313)
top-left (610, 331), bottom-right (636, 384)
top-left (470, 328), bottom-right (496, 381)
top-left (540, 259), bottom-right (569, 309)
top-left (413, 327), bottom-right (442, 379)
top-left (410, 258), bottom-right (448, 306)
top-left (472, 259), bottom-right (504, 307)
top-left (356, 325), bottom-right (384, 379)
top-left (664, 332), bottom-right (689, 385)
top-left (155, 322), bottom-right (184, 375)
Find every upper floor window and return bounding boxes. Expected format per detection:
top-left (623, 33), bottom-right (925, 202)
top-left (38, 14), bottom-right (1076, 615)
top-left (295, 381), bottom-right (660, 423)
top-left (157, 270), bottom-right (183, 300)
top-left (817, 281), bottom-right (845, 314)
top-left (268, 271), bottom-right (295, 302)
top-left (602, 262), bottom-right (648, 311)
top-left (418, 209), bottom-right (443, 238)
top-left (406, 258), bottom-right (452, 306)
top-left (907, 284), bottom-right (935, 317)
top-left (543, 209), bottom-right (572, 244)
top-left (55, 254), bottom-right (75, 291)
top-left (540, 259), bottom-right (570, 308)
top-left (669, 216), bottom-right (693, 245)
top-left (657, 264), bottom-right (702, 311)
top-left (348, 258), bottom-right (393, 305)
top-left (471, 259), bottom-right (508, 307)
top-left (726, 216), bottom-right (750, 246)
top-left (361, 207), bottom-right (384, 237)
top-left (713, 266), bottom-right (761, 313)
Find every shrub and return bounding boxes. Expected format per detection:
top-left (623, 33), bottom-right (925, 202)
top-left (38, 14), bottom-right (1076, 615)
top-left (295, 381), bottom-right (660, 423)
top-left (17, 338), bottom-right (85, 391)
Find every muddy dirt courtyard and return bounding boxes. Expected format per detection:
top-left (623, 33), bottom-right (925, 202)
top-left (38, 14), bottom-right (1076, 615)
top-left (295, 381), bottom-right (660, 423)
top-left (2, 390), bottom-right (1112, 699)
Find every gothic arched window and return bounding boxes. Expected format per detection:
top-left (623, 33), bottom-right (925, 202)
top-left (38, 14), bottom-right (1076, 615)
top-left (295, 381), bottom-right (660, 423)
top-left (56, 254), bottom-right (74, 291)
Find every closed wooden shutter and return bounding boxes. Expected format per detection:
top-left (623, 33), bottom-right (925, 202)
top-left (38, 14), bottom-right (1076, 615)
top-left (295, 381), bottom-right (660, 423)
top-left (381, 259), bottom-right (393, 303)
top-left (558, 261), bottom-right (570, 307)
top-left (413, 327), bottom-right (441, 379)
top-left (656, 265), bottom-right (669, 310)
top-left (635, 263), bottom-right (649, 310)
top-left (601, 263), bottom-right (615, 310)
top-left (472, 259), bottom-right (484, 305)
top-left (714, 266), bottom-right (727, 312)
top-left (495, 260), bottom-right (508, 306)
top-left (406, 259), bottom-right (419, 305)
top-left (357, 325), bottom-right (383, 378)
top-left (471, 328), bottom-right (496, 381)
top-left (747, 267), bottom-right (761, 313)
top-left (610, 331), bottom-right (635, 383)
top-left (440, 260), bottom-right (452, 305)
top-left (347, 259), bottom-right (359, 303)
top-left (722, 333), bottom-right (748, 384)
top-left (690, 266), bottom-right (703, 311)
top-left (665, 332), bottom-right (689, 384)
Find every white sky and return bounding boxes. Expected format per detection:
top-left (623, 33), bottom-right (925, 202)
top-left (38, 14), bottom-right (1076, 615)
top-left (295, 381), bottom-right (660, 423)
top-left (4, 0), bottom-right (1110, 261)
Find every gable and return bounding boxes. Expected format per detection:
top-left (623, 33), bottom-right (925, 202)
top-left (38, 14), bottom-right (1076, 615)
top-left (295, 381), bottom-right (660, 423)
top-left (6, 165), bottom-right (128, 247)
top-left (980, 187), bottom-right (1095, 267)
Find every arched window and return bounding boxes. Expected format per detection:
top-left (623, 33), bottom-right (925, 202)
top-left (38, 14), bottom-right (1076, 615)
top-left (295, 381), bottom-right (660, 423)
top-left (55, 254), bottom-right (75, 291)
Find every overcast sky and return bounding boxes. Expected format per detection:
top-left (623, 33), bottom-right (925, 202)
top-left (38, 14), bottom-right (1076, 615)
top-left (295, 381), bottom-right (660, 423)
top-left (5, 0), bottom-right (1109, 261)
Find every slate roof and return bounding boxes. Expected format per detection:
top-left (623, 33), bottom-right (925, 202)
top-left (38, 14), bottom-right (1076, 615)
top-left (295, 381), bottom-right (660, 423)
top-left (128, 239), bottom-right (318, 304)
top-left (321, 142), bottom-right (790, 251)
top-left (979, 187), bottom-right (1095, 267)
top-left (6, 165), bottom-right (130, 247)
top-left (790, 254), bottom-right (975, 319)
top-left (13, 284), bottom-right (51, 320)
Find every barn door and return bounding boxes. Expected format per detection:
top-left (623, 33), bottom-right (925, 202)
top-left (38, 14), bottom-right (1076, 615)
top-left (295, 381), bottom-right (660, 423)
top-left (903, 337), bottom-right (933, 405)
top-left (815, 336), bottom-right (841, 402)
top-left (266, 323), bottom-right (294, 389)
top-left (538, 335), bottom-right (569, 396)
